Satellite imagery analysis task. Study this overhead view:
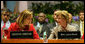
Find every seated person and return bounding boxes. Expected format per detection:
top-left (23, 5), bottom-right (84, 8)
top-left (1, 10), bottom-right (11, 39)
top-left (68, 13), bottom-right (79, 31)
top-left (78, 10), bottom-right (84, 38)
top-left (48, 10), bottom-right (78, 39)
top-left (7, 10), bottom-right (40, 39)
top-left (34, 12), bottom-right (49, 39)
top-left (46, 10), bottom-right (59, 38)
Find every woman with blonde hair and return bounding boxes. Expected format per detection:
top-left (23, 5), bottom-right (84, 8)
top-left (48, 10), bottom-right (78, 39)
top-left (7, 10), bottom-right (40, 39)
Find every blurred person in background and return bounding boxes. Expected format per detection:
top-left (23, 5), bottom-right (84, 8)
top-left (48, 10), bottom-right (78, 39)
top-left (9, 11), bottom-right (19, 23)
top-left (1, 10), bottom-right (11, 39)
top-left (33, 12), bottom-right (50, 39)
top-left (46, 10), bottom-right (60, 39)
top-left (7, 10), bottom-right (40, 39)
top-left (78, 10), bottom-right (84, 39)
top-left (68, 13), bottom-right (73, 24)
top-left (68, 13), bottom-right (79, 31)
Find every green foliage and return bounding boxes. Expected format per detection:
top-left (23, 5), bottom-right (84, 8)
top-left (9, 1), bottom-right (84, 23)
top-left (32, 1), bottom-right (84, 16)
top-left (75, 2), bottom-right (84, 14)
top-left (9, 13), bottom-right (18, 23)
top-left (46, 14), bottom-right (54, 23)
top-left (32, 2), bottom-right (54, 14)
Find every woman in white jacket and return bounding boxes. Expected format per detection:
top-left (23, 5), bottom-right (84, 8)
top-left (48, 10), bottom-right (78, 39)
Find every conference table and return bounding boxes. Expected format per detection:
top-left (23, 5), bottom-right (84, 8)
top-left (48, 39), bottom-right (84, 43)
top-left (1, 39), bottom-right (84, 43)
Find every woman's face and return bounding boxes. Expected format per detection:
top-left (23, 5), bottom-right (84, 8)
top-left (2, 14), bottom-right (10, 23)
top-left (56, 15), bottom-right (67, 28)
top-left (23, 16), bottom-right (32, 25)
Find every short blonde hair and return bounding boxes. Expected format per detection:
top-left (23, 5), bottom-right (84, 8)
top-left (68, 13), bottom-right (72, 18)
top-left (55, 10), bottom-right (69, 23)
top-left (16, 10), bottom-right (33, 29)
top-left (54, 10), bottom-right (62, 15)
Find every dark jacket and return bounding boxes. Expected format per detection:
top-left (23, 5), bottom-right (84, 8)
top-left (33, 21), bottom-right (50, 38)
top-left (46, 22), bottom-right (57, 38)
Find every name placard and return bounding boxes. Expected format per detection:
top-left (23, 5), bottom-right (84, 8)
top-left (10, 31), bottom-right (33, 39)
top-left (58, 31), bottom-right (81, 39)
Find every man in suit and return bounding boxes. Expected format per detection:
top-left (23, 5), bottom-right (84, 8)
top-left (78, 10), bottom-right (84, 38)
top-left (48, 10), bottom-right (78, 39)
top-left (33, 12), bottom-right (50, 39)
top-left (46, 10), bottom-right (61, 39)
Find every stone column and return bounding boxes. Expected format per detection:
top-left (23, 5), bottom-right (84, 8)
top-left (1, 1), bottom-right (4, 9)
top-left (19, 1), bottom-right (28, 12)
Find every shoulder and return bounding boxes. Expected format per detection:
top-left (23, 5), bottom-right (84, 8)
top-left (29, 24), bottom-right (33, 26)
top-left (67, 24), bottom-right (77, 31)
top-left (68, 24), bottom-right (76, 28)
top-left (10, 22), bottom-right (17, 26)
top-left (9, 22), bottom-right (19, 28)
top-left (29, 24), bottom-right (36, 31)
top-left (47, 22), bottom-right (55, 28)
top-left (8, 22), bottom-right (17, 31)
top-left (29, 24), bottom-right (34, 28)
top-left (71, 23), bottom-right (79, 26)
top-left (47, 23), bottom-right (52, 27)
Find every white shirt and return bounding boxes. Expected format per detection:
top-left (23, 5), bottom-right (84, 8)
top-left (80, 21), bottom-right (84, 36)
top-left (37, 22), bottom-right (41, 27)
top-left (55, 22), bottom-right (58, 27)
top-left (1, 20), bottom-right (11, 30)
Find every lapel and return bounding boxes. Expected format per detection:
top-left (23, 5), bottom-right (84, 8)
top-left (33, 21), bottom-right (37, 26)
top-left (53, 22), bottom-right (56, 27)
top-left (40, 22), bottom-right (47, 34)
top-left (40, 24), bottom-right (45, 34)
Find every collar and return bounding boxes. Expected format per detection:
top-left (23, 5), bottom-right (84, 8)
top-left (80, 20), bottom-right (84, 23)
top-left (37, 22), bottom-right (44, 25)
top-left (1, 20), bottom-right (10, 23)
top-left (1, 20), bottom-right (11, 28)
top-left (55, 22), bottom-right (58, 26)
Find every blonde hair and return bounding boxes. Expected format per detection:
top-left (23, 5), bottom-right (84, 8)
top-left (55, 10), bottom-right (69, 23)
top-left (16, 10), bottom-right (33, 29)
top-left (54, 10), bottom-right (62, 15)
top-left (68, 13), bottom-right (72, 18)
